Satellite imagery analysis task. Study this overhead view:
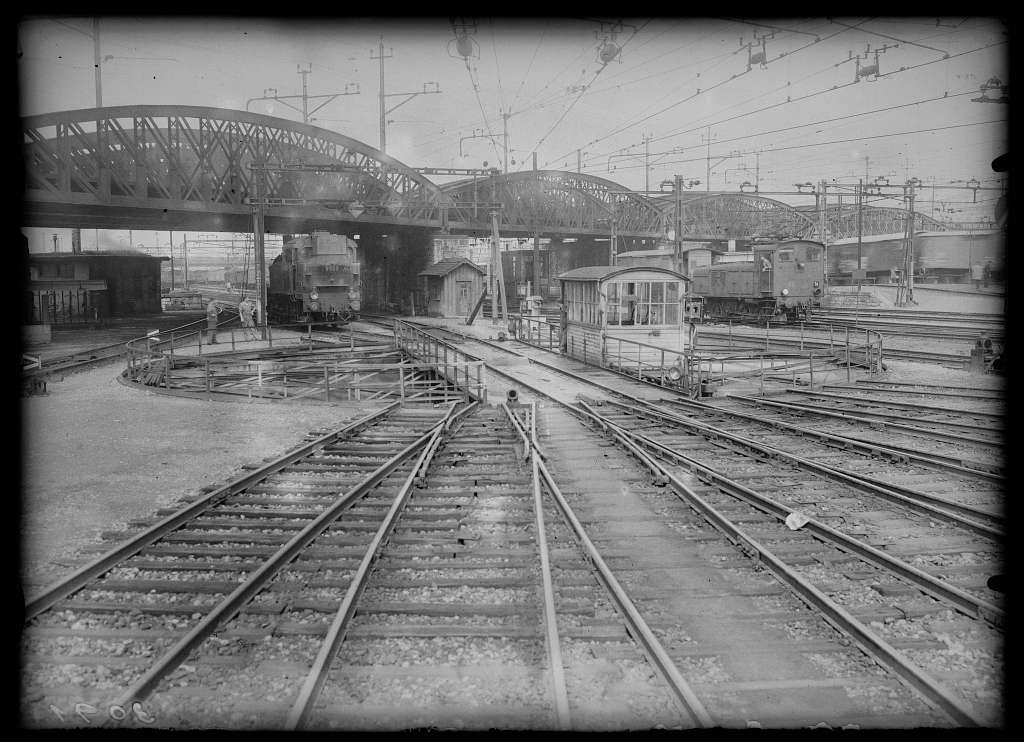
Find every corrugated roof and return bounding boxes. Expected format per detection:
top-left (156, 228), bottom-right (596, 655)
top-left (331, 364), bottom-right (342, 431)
top-left (418, 258), bottom-right (486, 277)
top-left (558, 265), bottom-right (690, 282)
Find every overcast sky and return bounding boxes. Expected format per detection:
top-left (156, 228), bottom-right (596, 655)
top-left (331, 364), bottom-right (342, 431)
top-left (19, 15), bottom-right (1009, 254)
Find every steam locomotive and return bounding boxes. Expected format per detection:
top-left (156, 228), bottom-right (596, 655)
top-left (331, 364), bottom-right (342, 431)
top-left (689, 239), bottom-right (825, 322)
top-left (267, 232), bottom-right (361, 323)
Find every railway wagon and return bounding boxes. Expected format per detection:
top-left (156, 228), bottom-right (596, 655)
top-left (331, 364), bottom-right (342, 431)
top-left (826, 230), bottom-right (1004, 283)
top-left (690, 239), bottom-right (824, 321)
top-left (915, 231), bottom-right (1003, 282)
top-left (558, 265), bottom-right (691, 375)
top-left (268, 231), bottom-right (360, 323)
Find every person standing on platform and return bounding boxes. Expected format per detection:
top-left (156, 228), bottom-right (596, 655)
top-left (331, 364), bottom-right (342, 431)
top-left (971, 262), bottom-right (984, 290)
top-left (983, 260), bottom-right (992, 288)
top-left (238, 297), bottom-right (259, 340)
top-left (206, 300), bottom-right (220, 344)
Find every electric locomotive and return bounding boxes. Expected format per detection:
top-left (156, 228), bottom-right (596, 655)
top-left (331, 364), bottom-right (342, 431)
top-left (268, 231), bottom-right (361, 323)
top-left (689, 239), bottom-right (825, 322)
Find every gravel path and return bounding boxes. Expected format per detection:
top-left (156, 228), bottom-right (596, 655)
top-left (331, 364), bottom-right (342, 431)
top-left (21, 363), bottom-right (377, 592)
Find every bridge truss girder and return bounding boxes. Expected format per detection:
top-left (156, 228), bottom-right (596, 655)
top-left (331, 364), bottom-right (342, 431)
top-left (23, 106), bottom-right (451, 232)
top-left (440, 170), bottom-right (665, 238)
top-left (823, 204), bottom-right (949, 241)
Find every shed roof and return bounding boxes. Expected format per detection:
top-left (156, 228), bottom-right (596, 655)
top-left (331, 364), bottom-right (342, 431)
top-left (558, 265), bottom-right (690, 282)
top-left (418, 257), bottom-right (486, 277)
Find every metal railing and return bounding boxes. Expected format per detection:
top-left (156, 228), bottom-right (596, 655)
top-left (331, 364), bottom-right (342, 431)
top-left (393, 320), bottom-right (488, 403)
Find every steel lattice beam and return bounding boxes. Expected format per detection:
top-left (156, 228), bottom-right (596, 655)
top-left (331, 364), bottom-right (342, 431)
top-left (23, 106), bottom-right (452, 233)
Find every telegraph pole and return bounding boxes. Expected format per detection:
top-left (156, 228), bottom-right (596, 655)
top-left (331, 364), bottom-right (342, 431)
top-left (703, 127), bottom-right (713, 191)
top-left (856, 179), bottom-right (863, 291)
top-left (372, 36), bottom-right (392, 151)
top-left (297, 63), bottom-right (312, 123)
top-left (372, 36), bottom-right (440, 155)
top-left (502, 110), bottom-right (510, 174)
top-left (93, 18), bottom-right (102, 107)
top-left (252, 164), bottom-right (267, 339)
top-left (643, 134), bottom-right (651, 193)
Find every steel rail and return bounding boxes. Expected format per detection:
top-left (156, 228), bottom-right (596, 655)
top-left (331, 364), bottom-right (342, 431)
top-left (852, 379), bottom-right (1004, 396)
top-left (602, 397), bottom-right (1003, 536)
top-left (570, 402), bottom-right (987, 727)
top-left (506, 401), bottom-right (571, 729)
top-left (576, 401), bottom-right (1004, 628)
top-left (534, 455), bottom-right (715, 728)
top-left (407, 326), bottom-right (1002, 532)
top-left (822, 383), bottom-right (1003, 401)
top-left (727, 394), bottom-right (1003, 447)
top-left (786, 389), bottom-right (1004, 421)
top-left (383, 322), bottom-right (995, 724)
top-left (502, 402), bottom-right (550, 462)
top-left (648, 396), bottom-right (1004, 482)
top-left (286, 401), bottom-right (469, 730)
top-left (23, 402), bottom-right (401, 620)
top-left (107, 408), bottom-right (457, 714)
top-left (668, 397), bottom-right (1001, 476)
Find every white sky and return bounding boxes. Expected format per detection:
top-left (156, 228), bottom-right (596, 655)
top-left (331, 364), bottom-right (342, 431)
top-left (19, 16), bottom-right (1009, 256)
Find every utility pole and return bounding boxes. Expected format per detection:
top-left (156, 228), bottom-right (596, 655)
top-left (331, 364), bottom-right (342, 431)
top-left (252, 163), bottom-right (267, 338)
top-left (93, 18), bottom-right (102, 107)
top-left (609, 202), bottom-right (618, 266)
top-left (372, 35), bottom-right (440, 154)
top-left (373, 36), bottom-right (391, 151)
top-left (643, 134), bottom-right (651, 193)
top-left (674, 174), bottom-right (683, 272)
top-left (577, 149), bottom-right (582, 174)
top-left (755, 151), bottom-right (761, 192)
top-left (183, 235), bottom-right (189, 289)
top-left (856, 179), bottom-right (863, 290)
top-left (703, 127), bottom-right (713, 192)
top-left (297, 63), bottom-right (312, 123)
top-left (168, 231), bottom-right (174, 291)
top-left (502, 110), bottom-right (510, 174)
top-left (490, 209), bottom-right (508, 327)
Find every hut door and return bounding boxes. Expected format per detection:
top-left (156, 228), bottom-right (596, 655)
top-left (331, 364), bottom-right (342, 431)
top-left (456, 281), bottom-right (472, 315)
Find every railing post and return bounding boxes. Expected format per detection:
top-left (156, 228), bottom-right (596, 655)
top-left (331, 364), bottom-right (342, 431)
top-left (198, 328), bottom-right (202, 355)
top-left (283, 368), bottom-right (288, 398)
top-left (765, 319), bottom-right (770, 352)
top-left (231, 328), bottom-right (235, 351)
top-left (846, 325), bottom-right (851, 382)
top-left (268, 324), bottom-right (273, 347)
top-left (729, 320), bottom-right (733, 348)
top-left (354, 372), bottom-right (360, 401)
top-left (324, 366), bottom-right (330, 402)
top-left (800, 322), bottom-right (804, 351)
top-left (601, 335), bottom-right (607, 367)
top-left (169, 332), bottom-right (175, 364)
top-left (399, 366), bottom-right (406, 402)
top-left (205, 359), bottom-right (211, 394)
top-left (637, 342), bottom-right (641, 379)
top-left (660, 350), bottom-right (665, 386)
top-left (760, 353), bottom-right (764, 395)
top-left (809, 352), bottom-right (814, 388)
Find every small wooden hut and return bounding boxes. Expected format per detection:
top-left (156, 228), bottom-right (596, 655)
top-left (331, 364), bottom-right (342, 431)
top-left (419, 258), bottom-right (486, 317)
top-left (558, 265), bottom-right (691, 375)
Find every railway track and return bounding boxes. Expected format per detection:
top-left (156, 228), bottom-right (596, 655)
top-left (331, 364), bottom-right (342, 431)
top-left (21, 397), bottom-right (716, 730)
top-left (364, 318), bottom-right (1003, 725)
top-left (22, 403), bottom-right (455, 726)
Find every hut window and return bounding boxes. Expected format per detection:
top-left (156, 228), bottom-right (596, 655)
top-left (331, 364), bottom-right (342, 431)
top-left (606, 282), bottom-right (621, 326)
top-left (778, 250), bottom-right (794, 262)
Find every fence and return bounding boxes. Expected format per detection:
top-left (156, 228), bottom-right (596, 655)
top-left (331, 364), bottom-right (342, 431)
top-left (393, 320), bottom-right (488, 404)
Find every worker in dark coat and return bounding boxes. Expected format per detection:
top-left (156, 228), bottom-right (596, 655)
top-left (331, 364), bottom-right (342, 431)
top-left (206, 300), bottom-right (219, 344)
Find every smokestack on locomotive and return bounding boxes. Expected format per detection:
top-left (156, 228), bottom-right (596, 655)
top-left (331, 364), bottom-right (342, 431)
top-left (268, 231), bottom-right (361, 323)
